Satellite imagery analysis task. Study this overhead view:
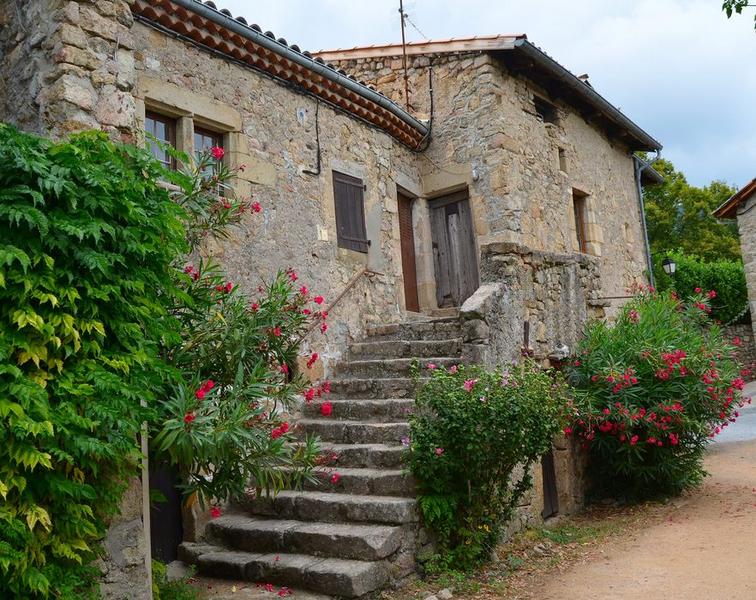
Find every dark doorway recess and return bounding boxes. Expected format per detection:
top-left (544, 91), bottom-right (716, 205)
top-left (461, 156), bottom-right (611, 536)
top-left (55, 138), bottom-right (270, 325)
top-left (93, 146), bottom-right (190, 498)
top-left (149, 459), bottom-right (184, 563)
top-left (541, 449), bottom-right (559, 519)
top-left (429, 189), bottom-right (479, 307)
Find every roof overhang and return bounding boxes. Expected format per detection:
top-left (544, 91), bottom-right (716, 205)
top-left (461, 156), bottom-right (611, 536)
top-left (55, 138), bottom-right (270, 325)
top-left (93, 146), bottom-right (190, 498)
top-left (316, 35), bottom-right (662, 153)
top-left (131, 0), bottom-right (428, 148)
top-left (714, 178), bottom-right (756, 219)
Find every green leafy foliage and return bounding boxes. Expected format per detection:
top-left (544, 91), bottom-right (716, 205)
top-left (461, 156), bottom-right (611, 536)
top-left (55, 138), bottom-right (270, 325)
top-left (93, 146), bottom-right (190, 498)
top-left (643, 158), bottom-right (739, 262)
top-left (0, 125), bottom-right (187, 598)
top-left (152, 560), bottom-right (201, 600)
top-left (407, 362), bottom-right (569, 571)
top-left (653, 251), bottom-right (748, 324)
top-left (722, 0), bottom-right (756, 28)
top-left (567, 288), bottom-right (749, 500)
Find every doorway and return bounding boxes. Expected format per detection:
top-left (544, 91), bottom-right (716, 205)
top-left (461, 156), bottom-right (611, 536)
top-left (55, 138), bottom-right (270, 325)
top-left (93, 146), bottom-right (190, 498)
top-left (429, 190), bottom-right (479, 307)
top-left (398, 191), bottom-right (420, 313)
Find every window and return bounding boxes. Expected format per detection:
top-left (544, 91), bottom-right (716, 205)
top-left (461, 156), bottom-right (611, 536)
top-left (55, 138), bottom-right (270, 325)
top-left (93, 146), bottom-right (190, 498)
top-left (558, 147), bottom-right (567, 172)
top-left (332, 171), bottom-right (369, 253)
top-left (533, 96), bottom-right (559, 124)
top-left (145, 111), bottom-right (176, 169)
top-left (572, 189), bottom-right (589, 253)
top-left (194, 127), bottom-right (224, 179)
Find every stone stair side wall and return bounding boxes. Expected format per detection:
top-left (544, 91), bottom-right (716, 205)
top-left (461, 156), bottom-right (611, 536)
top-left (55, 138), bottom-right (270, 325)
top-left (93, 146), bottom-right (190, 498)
top-left (459, 241), bottom-right (602, 522)
top-left (722, 322), bottom-right (756, 369)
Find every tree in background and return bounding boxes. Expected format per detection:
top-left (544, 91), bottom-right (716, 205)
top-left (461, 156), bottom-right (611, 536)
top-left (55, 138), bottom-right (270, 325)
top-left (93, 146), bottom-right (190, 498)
top-left (643, 158), bottom-right (739, 262)
top-left (722, 0), bottom-right (756, 29)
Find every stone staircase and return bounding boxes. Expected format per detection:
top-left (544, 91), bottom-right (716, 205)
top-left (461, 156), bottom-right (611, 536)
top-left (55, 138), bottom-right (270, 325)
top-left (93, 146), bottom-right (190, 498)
top-left (178, 315), bottom-right (464, 598)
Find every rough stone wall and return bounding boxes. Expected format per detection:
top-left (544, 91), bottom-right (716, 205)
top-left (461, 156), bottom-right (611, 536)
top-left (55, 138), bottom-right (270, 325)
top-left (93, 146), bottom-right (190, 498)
top-left (131, 22), bottom-right (423, 370)
top-left (0, 0), bottom-right (137, 140)
top-left (328, 53), bottom-right (650, 316)
top-left (722, 322), bottom-right (756, 369)
top-left (1, 3), bottom-right (150, 599)
top-left (736, 196), bottom-right (756, 341)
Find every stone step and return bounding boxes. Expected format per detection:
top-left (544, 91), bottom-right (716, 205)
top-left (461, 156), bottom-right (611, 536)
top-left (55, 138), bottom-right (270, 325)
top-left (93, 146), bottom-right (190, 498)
top-left (180, 543), bottom-right (389, 598)
top-left (301, 398), bottom-right (414, 421)
top-left (349, 338), bottom-right (463, 359)
top-left (307, 467), bottom-right (415, 497)
top-left (242, 490), bottom-right (418, 525)
top-left (328, 377), bottom-right (428, 399)
top-left (365, 319), bottom-right (461, 341)
top-left (205, 514), bottom-right (404, 561)
top-left (336, 357), bottom-right (458, 378)
top-left (297, 419), bottom-right (409, 444)
top-left (322, 443), bottom-right (405, 468)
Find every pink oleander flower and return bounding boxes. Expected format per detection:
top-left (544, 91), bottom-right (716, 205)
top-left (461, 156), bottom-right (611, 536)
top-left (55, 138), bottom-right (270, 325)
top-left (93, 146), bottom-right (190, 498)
top-left (463, 379), bottom-right (477, 392)
top-left (210, 506), bottom-right (222, 518)
top-left (435, 447), bottom-right (444, 456)
top-left (210, 146), bottom-right (224, 160)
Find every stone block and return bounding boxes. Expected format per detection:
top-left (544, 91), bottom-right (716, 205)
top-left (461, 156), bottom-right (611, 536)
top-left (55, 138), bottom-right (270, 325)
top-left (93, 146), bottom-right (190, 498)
top-left (45, 73), bottom-right (97, 110)
top-left (94, 84), bottom-right (136, 128)
top-left (58, 23), bottom-right (88, 48)
top-left (460, 282), bottom-right (503, 320)
top-left (462, 319), bottom-right (490, 342)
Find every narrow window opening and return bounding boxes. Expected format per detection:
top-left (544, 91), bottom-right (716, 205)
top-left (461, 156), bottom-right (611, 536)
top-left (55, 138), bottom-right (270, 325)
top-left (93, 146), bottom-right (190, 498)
top-left (572, 189), bottom-right (589, 253)
top-left (558, 147), bottom-right (567, 172)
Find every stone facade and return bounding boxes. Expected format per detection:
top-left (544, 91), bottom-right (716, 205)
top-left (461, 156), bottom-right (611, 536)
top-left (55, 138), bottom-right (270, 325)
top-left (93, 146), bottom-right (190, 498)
top-left (326, 51), bottom-right (651, 321)
top-left (722, 322), bottom-right (756, 369)
top-left (735, 193), bottom-right (756, 340)
top-left (1, 3), bottom-right (661, 596)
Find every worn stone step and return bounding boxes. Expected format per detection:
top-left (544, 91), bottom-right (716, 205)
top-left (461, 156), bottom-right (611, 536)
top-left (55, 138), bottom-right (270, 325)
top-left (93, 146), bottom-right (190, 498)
top-left (306, 467), bottom-right (415, 497)
top-left (180, 543), bottom-right (389, 598)
top-left (205, 514), bottom-right (404, 561)
top-left (328, 377), bottom-right (428, 399)
top-left (242, 490), bottom-right (418, 525)
top-left (365, 319), bottom-right (461, 341)
top-left (349, 338), bottom-right (463, 359)
top-left (301, 398), bottom-right (414, 421)
top-left (336, 357), bottom-right (458, 378)
top-left (322, 443), bottom-right (405, 468)
top-left (297, 419), bottom-right (409, 444)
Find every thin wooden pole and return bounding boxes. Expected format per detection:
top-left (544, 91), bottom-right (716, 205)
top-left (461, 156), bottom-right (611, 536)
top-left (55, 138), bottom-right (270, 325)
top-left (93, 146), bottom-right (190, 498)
top-left (399, 0), bottom-right (410, 110)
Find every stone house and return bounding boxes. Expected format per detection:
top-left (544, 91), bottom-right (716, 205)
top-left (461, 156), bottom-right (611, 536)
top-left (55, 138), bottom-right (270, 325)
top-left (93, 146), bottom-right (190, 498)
top-left (1, 0), bottom-right (662, 597)
top-left (714, 178), bottom-right (756, 336)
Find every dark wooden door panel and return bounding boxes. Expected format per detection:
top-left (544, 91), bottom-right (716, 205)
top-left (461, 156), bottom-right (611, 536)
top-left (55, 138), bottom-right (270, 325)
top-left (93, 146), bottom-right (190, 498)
top-left (398, 193), bottom-right (420, 312)
top-left (541, 449), bottom-right (559, 519)
top-left (430, 191), bottom-right (479, 307)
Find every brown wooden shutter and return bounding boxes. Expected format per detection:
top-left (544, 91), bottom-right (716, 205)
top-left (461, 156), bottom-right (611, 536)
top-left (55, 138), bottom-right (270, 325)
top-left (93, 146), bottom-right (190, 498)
top-left (333, 171), bottom-right (369, 253)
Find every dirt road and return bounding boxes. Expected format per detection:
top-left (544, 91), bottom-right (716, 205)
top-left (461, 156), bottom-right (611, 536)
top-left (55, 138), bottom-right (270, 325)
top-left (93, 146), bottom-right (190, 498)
top-left (533, 419), bottom-right (756, 599)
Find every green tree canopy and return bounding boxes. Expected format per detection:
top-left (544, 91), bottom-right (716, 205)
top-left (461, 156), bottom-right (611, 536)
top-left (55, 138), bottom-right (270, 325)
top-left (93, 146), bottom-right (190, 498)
top-left (643, 158), bottom-right (740, 262)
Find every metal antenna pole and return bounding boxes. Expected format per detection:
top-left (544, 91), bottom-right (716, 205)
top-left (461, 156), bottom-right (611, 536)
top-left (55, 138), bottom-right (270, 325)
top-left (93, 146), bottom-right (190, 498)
top-left (399, 0), bottom-right (410, 110)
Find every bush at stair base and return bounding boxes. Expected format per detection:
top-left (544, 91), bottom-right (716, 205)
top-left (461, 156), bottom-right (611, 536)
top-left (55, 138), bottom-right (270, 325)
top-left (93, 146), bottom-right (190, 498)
top-left (407, 361), bottom-right (569, 571)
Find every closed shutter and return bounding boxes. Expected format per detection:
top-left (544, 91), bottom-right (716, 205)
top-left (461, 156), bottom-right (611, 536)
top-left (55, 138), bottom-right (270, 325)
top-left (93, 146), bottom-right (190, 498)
top-left (333, 171), bottom-right (369, 253)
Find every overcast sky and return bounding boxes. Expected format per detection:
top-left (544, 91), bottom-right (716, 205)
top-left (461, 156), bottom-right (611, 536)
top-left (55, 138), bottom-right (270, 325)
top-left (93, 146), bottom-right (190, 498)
top-left (220, 0), bottom-right (755, 189)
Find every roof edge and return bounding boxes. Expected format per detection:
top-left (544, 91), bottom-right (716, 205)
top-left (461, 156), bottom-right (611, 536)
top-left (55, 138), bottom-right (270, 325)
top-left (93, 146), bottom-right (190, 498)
top-left (513, 39), bottom-right (661, 152)
top-left (713, 178), bottom-right (756, 219)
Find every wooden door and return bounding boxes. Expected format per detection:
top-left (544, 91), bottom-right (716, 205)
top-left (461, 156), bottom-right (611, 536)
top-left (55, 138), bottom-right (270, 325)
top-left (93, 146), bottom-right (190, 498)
top-left (430, 191), bottom-right (479, 307)
top-left (398, 193), bottom-right (420, 312)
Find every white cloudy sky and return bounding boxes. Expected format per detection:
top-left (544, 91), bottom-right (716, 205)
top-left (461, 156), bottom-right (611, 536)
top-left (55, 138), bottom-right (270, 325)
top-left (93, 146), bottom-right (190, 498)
top-left (220, 0), bottom-right (755, 188)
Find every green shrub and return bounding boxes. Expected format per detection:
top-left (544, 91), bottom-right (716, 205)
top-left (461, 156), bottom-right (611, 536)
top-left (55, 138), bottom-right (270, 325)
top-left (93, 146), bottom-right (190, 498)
top-left (567, 287), bottom-right (748, 500)
top-left (152, 560), bottom-right (201, 600)
top-left (407, 361), bottom-right (569, 571)
top-left (0, 126), bottom-right (186, 597)
top-left (654, 251), bottom-right (748, 324)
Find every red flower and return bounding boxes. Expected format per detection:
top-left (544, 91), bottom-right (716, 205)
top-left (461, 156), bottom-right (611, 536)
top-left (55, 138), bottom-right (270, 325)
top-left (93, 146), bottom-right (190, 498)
top-left (314, 295), bottom-right (325, 305)
top-left (320, 322), bottom-right (328, 334)
top-left (307, 353), bottom-right (319, 369)
top-left (224, 282), bottom-right (233, 293)
top-left (628, 309), bottom-right (640, 323)
top-left (302, 308), bottom-right (312, 315)
top-left (591, 374), bottom-right (599, 382)
top-left (251, 302), bottom-right (259, 312)
top-left (279, 422), bottom-right (290, 433)
top-left (669, 433), bottom-right (679, 446)
top-left (630, 435), bottom-right (639, 445)
top-left (210, 506), bottom-right (222, 518)
top-left (304, 388), bottom-right (316, 403)
top-left (251, 201), bottom-right (261, 213)
top-left (299, 285), bottom-right (309, 296)
top-left (330, 472), bottom-right (341, 484)
top-left (279, 364), bottom-right (289, 374)
top-left (273, 326), bottom-right (282, 337)
top-left (427, 363), bottom-right (438, 370)
top-left (321, 381), bottom-right (331, 395)
top-left (288, 270), bottom-right (298, 282)
top-left (563, 426), bottom-right (573, 436)
top-left (184, 412), bottom-right (196, 424)
top-left (210, 146), bottom-right (224, 160)
top-left (195, 389), bottom-right (206, 400)
top-left (435, 447), bottom-right (445, 456)
top-left (708, 290), bottom-right (717, 299)
top-left (695, 287), bottom-right (702, 294)
top-left (733, 336), bottom-right (742, 347)
top-left (320, 402), bottom-right (333, 417)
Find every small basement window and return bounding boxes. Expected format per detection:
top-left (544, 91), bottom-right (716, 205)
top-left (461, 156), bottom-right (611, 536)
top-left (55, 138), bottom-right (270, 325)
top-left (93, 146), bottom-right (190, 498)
top-left (145, 111), bottom-right (176, 169)
top-left (533, 96), bottom-right (559, 125)
top-left (333, 171), bottom-right (369, 253)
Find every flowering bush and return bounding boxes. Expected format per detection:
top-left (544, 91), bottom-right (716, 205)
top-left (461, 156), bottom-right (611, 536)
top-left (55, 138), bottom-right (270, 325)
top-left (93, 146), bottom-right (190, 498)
top-left (152, 145), bottom-right (328, 508)
top-left (567, 287), bottom-right (750, 499)
top-left (407, 361), bottom-right (569, 571)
